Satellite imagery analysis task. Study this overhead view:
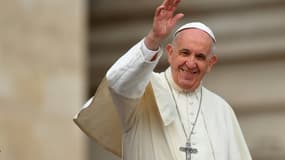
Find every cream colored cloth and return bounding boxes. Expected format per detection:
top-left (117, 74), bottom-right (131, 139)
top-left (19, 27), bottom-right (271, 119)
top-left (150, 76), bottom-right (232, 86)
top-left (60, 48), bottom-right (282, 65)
top-left (73, 78), bottom-right (122, 156)
top-left (74, 39), bottom-right (252, 160)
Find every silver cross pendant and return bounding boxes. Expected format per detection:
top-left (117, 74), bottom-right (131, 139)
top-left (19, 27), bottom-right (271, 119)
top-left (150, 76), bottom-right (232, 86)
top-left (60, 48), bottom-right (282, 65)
top-left (179, 141), bottom-right (198, 160)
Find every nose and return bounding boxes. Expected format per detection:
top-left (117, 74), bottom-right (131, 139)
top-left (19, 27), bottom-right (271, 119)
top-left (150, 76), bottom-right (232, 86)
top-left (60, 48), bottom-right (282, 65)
top-left (185, 56), bottom-right (196, 68)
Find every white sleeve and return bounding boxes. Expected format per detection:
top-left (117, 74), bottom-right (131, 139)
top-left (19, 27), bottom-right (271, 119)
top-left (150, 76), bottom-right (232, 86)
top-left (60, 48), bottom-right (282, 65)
top-left (106, 38), bottom-right (162, 99)
top-left (141, 39), bottom-right (161, 62)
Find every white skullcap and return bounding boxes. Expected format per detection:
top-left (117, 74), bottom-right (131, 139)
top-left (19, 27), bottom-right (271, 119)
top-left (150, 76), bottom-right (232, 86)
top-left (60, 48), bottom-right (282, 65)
top-left (174, 22), bottom-right (216, 43)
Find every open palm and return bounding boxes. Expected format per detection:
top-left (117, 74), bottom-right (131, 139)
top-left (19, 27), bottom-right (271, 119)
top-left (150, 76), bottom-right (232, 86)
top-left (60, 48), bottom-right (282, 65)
top-left (152, 0), bottom-right (184, 40)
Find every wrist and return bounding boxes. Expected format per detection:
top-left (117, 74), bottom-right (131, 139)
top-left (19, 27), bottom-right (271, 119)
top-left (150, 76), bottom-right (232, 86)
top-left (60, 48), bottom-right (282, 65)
top-left (144, 31), bottom-right (162, 51)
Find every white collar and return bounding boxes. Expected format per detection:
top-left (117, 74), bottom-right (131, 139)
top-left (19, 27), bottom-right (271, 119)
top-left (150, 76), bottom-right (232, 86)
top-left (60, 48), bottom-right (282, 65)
top-left (151, 68), bottom-right (203, 126)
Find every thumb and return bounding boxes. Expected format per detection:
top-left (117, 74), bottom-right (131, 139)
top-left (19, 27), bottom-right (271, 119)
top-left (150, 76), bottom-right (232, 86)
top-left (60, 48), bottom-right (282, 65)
top-left (172, 13), bottom-right (184, 25)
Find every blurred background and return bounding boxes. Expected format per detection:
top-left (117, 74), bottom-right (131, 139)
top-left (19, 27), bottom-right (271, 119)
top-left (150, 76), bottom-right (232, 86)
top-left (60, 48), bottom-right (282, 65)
top-left (0, 0), bottom-right (285, 160)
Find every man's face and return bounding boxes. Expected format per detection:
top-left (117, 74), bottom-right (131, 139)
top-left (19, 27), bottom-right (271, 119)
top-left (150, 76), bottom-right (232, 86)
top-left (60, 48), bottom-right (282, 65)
top-left (166, 29), bottom-right (217, 91)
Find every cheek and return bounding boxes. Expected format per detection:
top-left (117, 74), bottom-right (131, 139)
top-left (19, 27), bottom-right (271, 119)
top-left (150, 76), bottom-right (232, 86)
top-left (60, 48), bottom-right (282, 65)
top-left (205, 62), bottom-right (213, 73)
top-left (169, 56), bottom-right (180, 67)
top-left (174, 57), bottom-right (187, 67)
top-left (197, 62), bottom-right (209, 73)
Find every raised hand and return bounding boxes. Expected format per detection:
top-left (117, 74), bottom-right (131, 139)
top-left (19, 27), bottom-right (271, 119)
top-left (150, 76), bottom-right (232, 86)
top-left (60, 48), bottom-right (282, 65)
top-left (145, 0), bottom-right (184, 50)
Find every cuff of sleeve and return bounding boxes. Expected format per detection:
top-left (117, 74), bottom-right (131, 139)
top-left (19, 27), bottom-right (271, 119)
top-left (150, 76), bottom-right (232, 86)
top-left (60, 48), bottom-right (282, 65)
top-left (141, 38), bottom-right (161, 62)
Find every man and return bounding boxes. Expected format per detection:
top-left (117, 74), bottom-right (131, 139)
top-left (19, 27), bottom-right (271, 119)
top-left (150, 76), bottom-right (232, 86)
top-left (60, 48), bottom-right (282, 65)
top-left (74, 0), bottom-right (252, 160)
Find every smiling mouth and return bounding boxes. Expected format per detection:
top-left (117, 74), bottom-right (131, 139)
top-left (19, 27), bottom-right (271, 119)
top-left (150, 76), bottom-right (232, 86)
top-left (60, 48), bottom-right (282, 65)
top-left (180, 67), bottom-right (198, 74)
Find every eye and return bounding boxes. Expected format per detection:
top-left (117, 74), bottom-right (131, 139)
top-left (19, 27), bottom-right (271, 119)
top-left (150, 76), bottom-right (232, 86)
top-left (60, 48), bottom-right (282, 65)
top-left (196, 53), bottom-right (206, 61)
top-left (178, 49), bottom-right (190, 57)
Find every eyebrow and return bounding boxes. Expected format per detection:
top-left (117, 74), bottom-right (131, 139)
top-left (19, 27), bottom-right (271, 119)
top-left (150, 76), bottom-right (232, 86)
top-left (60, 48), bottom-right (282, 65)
top-left (178, 48), bottom-right (191, 52)
top-left (178, 48), bottom-right (208, 57)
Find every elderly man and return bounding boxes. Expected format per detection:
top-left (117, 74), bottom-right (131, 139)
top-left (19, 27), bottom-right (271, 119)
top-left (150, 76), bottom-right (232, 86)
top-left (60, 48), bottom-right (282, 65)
top-left (74, 0), bottom-right (252, 160)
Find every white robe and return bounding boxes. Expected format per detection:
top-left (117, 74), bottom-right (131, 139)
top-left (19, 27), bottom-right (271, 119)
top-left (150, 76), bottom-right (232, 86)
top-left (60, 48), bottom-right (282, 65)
top-left (74, 39), bottom-right (252, 160)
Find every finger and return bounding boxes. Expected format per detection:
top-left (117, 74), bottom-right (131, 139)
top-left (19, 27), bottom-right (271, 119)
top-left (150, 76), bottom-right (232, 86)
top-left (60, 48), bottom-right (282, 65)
top-left (174, 0), bottom-right (181, 6)
top-left (164, 0), bottom-right (180, 8)
top-left (171, 0), bottom-right (181, 10)
top-left (162, 0), bottom-right (171, 6)
top-left (154, 5), bottom-right (165, 17)
top-left (172, 13), bottom-right (184, 24)
top-left (163, 0), bottom-right (176, 10)
top-left (163, 0), bottom-right (180, 12)
top-left (170, 0), bottom-right (180, 6)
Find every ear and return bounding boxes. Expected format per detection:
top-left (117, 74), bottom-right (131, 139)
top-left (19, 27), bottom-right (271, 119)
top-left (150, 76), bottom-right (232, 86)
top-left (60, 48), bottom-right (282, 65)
top-left (207, 55), bottom-right (217, 72)
top-left (166, 43), bottom-right (173, 64)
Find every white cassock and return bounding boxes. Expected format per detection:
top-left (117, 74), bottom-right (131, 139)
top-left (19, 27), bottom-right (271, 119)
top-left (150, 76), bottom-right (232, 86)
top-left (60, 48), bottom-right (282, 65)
top-left (74, 39), bottom-right (252, 160)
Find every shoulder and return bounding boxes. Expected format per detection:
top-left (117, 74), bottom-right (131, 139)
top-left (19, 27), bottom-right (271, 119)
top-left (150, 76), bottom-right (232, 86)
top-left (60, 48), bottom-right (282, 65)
top-left (202, 87), bottom-right (235, 114)
top-left (202, 87), bottom-right (240, 131)
top-left (203, 87), bottom-right (228, 104)
top-left (150, 71), bottom-right (167, 87)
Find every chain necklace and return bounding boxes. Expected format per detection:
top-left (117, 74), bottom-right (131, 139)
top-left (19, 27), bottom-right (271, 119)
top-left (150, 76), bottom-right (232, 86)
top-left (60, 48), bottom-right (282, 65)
top-left (164, 72), bottom-right (203, 160)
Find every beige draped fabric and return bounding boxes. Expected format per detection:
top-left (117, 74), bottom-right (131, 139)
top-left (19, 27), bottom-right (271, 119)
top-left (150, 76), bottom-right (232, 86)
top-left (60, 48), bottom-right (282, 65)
top-left (73, 78), bottom-right (122, 156)
top-left (73, 78), bottom-right (158, 157)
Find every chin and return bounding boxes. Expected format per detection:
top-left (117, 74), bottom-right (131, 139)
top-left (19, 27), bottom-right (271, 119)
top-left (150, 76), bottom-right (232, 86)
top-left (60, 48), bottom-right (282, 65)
top-left (178, 81), bottom-right (195, 90)
top-left (182, 85), bottom-right (195, 91)
top-left (179, 77), bottom-right (202, 89)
